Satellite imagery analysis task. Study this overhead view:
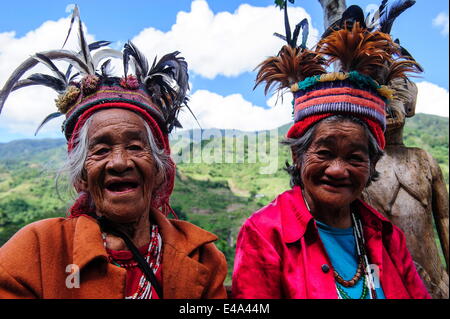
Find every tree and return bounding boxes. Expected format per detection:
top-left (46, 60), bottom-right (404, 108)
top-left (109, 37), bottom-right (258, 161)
top-left (317, 0), bottom-right (347, 30)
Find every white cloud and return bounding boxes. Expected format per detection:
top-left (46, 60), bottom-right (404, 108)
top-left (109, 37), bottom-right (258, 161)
top-left (176, 89), bottom-right (292, 132)
top-left (433, 12), bottom-right (449, 36)
top-left (416, 81), bottom-right (449, 117)
top-left (0, 17), bottom-right (95, 136)
top-left (131, 0), bottom-right (319, 79)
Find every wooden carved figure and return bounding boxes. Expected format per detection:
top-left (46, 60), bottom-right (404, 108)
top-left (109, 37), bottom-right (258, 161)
top-left (362, 78), bottom-right (449, 298)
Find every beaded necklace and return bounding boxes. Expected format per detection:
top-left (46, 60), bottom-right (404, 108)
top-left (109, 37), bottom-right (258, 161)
top-left (102, 224), bottom-right (162, 299)
top-left (302, 194), bottom-right (378, 299)
top-left (334, 255), bottom-right (364, 288)
top-left (332, 221), bottom-right (369, 299)
top-left (351, 212), bottom-right (378, 299)
top-left (336, 275), bottom-right (369, 299)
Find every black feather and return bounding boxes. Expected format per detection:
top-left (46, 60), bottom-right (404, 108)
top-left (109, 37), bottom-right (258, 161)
top-left (65, 64), bottom-right (73, 81)
top-left (394, 39), bottom-right (424, 72)
top-left (283, 2), bottom-right (292, 46)
top-left (27, 73), bottom-right (66, 93)
top-left (172, 118), bottom-right (182, 129)
top-left (144, 51), bottom-right (191, 131)
top-left (273, 32), bottom-right (287, 42)
top-left (34, 112), bottom-right (63, 136)
top-left (367, 0), bottom-right (389, 28)
top-left (34, 53), bottom-right (67, 84)
top-left (377, 0), bottom-right (389, 21)
top-left (101, 59), bottom-right (112, 77)
top-left (292, 18), bottom-right (309, 49)
top-left (66, 41), bottom-right (108, 78)
top-left (123, 41), bottom-right (149, 81)
top-left (77, 10), bottom-right (93, 73)
top-left (321, 5), bottom-right (366, 38)
top-left (69, 72), bottom-right (81, 82)
top-left (341, 5), bottom-right (366, 29)
top-left (379, 0), bottom-right (415, 34)
top-left (62, 5), bottom-right (79, 48)
top-left (123, 48), bottom-right (131, 78)
top-left (61, 5), bottom-right (94, 73)
top-left (88, 41), bottom-right (112, 51)
top-left (365, 11), bottom-right (371, 26)
top-left (0, 50), bottom-right (90, 114)
top-left (11, 74), bottom-right (66, 93)
top-left (180, 103), bottom-right (201, 132)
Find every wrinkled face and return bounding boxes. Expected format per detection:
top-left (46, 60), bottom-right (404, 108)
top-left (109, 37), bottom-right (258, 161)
top-left (80, 108), bottom-right (161, 223)
top-left (299, 121), bottom-right (373, 211)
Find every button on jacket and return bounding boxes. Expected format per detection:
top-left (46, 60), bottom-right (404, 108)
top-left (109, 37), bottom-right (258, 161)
top-left (0, 211), bottom-right (227, 299)
top-left (232, 186), bottom-right (430, 299)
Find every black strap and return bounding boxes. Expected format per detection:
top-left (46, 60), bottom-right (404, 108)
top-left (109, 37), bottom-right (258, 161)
top-left (98, 217), bottom-right (163, 299)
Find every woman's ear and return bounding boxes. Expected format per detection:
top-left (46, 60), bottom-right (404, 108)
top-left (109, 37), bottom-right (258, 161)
top-left (74, 180), bottom-right (87, 193)
top-left (293, 152), bottom-right (303, 173)
top-left (155, 167), bottom-right (166, 190)
top-left (74, 170), bottom-right (88, 193)
top-left (292, 150), bottom-right (299, 168)
top-left (366, 157), bottom-right (379, 186)
top-left (371, 154), bottom-right (380, 173)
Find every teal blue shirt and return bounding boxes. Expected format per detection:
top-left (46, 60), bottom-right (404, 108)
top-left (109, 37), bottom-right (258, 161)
top-left (316, 220), bottom-right (385, 299)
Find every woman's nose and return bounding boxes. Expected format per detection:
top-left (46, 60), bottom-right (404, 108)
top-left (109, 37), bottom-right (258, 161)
top-left (324, 159), bottom-right (349, 179)
top-left (106, 149), bottom-right (132, 173)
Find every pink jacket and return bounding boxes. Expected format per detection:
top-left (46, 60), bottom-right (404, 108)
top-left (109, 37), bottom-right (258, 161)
top-left (232, 186), bottom-right (430, 299)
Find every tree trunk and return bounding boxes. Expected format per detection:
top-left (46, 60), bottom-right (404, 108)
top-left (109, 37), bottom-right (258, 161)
top-left (318, 0), bottom-right (347, 30)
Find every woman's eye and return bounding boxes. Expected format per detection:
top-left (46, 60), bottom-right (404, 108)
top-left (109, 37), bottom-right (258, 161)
top-left (128, 145), bottom-right (143, 151)
top-left (316, 150), bottom-right (332, 158)
top-left (93, 148), bottom-right (109, 155)
top-left (350, 154), bottom-right (366, 162)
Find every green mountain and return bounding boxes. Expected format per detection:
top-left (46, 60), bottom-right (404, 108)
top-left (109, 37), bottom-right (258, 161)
top-left (0, 113), bottom-right (448, 283)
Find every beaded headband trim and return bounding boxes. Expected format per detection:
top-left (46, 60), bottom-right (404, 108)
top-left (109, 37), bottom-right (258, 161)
top-left (290, 71), bottom-right (394, 101)
top-left (62, 83), bottom-right (166, 140)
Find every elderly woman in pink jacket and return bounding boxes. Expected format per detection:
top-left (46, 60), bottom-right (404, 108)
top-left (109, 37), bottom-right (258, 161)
top-left (232, 3), bottom-right (430, 299)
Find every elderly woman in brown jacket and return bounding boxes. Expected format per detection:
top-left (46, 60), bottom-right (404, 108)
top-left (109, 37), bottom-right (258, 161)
top-left (0, 8), bottom-right (227, 299)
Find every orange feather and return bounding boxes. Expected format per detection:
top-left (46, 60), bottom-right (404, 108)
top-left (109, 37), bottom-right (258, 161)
top-left (316, 22), bottom-right (401, 82)
top-left (254, 45), bottom-right (326, 95)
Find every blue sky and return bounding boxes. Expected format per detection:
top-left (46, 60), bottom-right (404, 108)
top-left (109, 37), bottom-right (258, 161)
top-left (0, 0), bottom-right (448, 142)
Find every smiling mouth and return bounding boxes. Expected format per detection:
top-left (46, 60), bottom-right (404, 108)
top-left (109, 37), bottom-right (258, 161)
top-left (105, 181), bottom-right (139, 193)
top-left (321, 181), bottom-right (351, 188)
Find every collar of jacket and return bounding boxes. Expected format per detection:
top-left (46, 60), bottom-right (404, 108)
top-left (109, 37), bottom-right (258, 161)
top-left (72, 210), bottom-right (218, 298)
top-left (280, 186), bottom-right (393, 244)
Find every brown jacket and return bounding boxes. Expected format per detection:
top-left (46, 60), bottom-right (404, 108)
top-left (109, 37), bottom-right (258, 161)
top-left (0, 211), bottom-right (228, 299)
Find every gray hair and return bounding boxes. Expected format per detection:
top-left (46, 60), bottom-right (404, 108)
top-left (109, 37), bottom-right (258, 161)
top-left (62, 114), bottom-right (172, 192)
top-left (282, 115), bottom-right (384, 188)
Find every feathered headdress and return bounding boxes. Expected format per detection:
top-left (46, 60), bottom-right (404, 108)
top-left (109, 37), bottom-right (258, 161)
top-left (0, 6), bottom-right (194, 214)
top-left (0, 5), bottom-right (193, 139)
top-left (254, 0), bottom-right (422, 149)
top-left (317, 1), bottom-right (423, 132)
top-left (317, 1), bottom-right (422, 86)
